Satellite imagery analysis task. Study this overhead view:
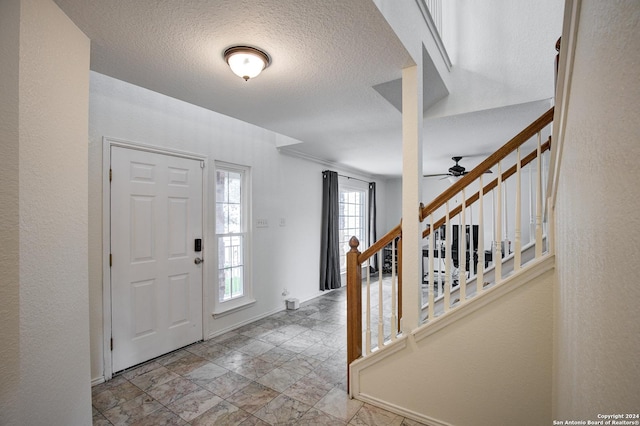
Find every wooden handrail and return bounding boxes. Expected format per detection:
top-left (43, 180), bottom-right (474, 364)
top-left (420, 107), bottom-right (554, 221)
top-left (423, 138), bottom-right (551, 238)
top-left (358, 223), bottom-right (402, 264)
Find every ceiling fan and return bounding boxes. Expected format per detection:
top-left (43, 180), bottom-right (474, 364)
top-left (423, 156), bottom-right (492, 180)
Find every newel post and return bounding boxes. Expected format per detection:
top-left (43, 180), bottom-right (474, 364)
top-left (346, 236), bottom-right (362, 391)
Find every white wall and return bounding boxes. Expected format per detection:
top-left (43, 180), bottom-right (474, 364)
top-left (383, 178), bottom-right (403, 230)
top-left (554, 0), bottom-right (640, 418)
top-left (355, 265), bottom-right (554, 425)
top-left (430, 0), bottom-right (564, 118)
top-left (0, 0), bottom-right (93, 423)
top-left (88, 72), bottom-right (388, 381)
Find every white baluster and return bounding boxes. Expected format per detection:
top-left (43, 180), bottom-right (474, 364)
top-left (542, 141), bottom-right (549, 252)
top-left (515, 146), bottom-right (522, 271)
top-left (378, 251), bottom-right (384, 348)
top-left (535, 132), bottom-right (543, 258)
top-left (365, 261), bottom-right (371, 355)
top-left (390, 238), bottom-right (397, 340)
top-left (529, 165), bottom-right (535, 242)
top-left (495, 162), bottom-right (503, 283)
top-left (477, 175), bottom-right (485, 293)
top-left (444, 201), bottom-right (451, 312)
top-left (504, 178), bottom-right (509, 255)
top-left (468, 199), bottom-right (475, 279)
top-left (428, 214), bottom-right (435, 320)
top-left (459, 188), bottom-right (466, 304)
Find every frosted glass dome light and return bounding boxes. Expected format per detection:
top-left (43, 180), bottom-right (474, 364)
top-left (224, 46), bottom-right (271, 81)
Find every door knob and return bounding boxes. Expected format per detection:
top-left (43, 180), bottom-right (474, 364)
top-left (194, 257), bottom-right (203, 265)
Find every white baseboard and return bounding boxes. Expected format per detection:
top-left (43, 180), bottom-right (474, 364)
top-left (354, 392), bottom-right (453, 426)
top-left (91, 376), bottom-right (105, 387)
top-left (206, 288), bottom-right (343, 340)
top-left (206, 305), bottom-right (286, 340)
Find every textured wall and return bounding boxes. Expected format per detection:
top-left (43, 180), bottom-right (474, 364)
top-left (16, 0), bottom-right (92, 424)
top-left (0, 0), bottom-right (21, 424)
top-left (357, 266), bottom-right (554, 425)
top-left (429, 0), bottom-right (564, 117)
top-left (554, 0), bottom-right (640, 418)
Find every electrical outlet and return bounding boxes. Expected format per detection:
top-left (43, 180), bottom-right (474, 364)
top-left (279, 218), bottom-right (286, 227)
top-left (256, 219), bottom-right (268, 228)
top-left (282, 288), bottom-right (289, 297)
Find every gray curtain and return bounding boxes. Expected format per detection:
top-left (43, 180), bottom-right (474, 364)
top-left (320, 170), bottom-right (341, 291)
top-left (368, 182), bottom-right (378, 273)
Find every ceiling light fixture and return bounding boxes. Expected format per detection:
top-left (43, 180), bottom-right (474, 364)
top-left (223, 46), bottom-right (271, 81)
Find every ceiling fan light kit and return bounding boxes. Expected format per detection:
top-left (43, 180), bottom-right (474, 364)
top-left (224, 45), bottom-right (271, 81)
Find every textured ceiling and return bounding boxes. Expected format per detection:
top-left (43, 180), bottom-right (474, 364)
top-left (54, 0), bottom-right (417, 175)
top-left (53, 0), bottom-right (556, 178)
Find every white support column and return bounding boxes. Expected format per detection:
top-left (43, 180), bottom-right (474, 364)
top-left (401, 62), bottom-right (423, 334)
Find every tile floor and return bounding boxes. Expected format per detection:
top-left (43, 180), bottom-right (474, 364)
top-left (92, 286), bottom-right (425, 425)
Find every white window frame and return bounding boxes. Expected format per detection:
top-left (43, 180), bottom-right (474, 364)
top-left (213, 161), bottom-right (254, 316)
top-left (338, 178), bottom-right (369, 273)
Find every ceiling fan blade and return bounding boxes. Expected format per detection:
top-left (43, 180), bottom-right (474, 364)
top-left (423, 173), bottom-right (450, 178)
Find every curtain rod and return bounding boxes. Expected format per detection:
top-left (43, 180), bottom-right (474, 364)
top-left (323, 170), bottom-right (372, 185)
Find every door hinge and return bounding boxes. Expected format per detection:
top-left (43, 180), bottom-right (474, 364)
top-left (109, 253), bottom-right (112, 267)
top-left (109, 168), bottom-right (112, 182)
top-left (110, 337), bottom-right (113, 351)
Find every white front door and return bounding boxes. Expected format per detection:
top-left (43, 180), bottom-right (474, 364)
top-left (110, 146), bottom-right (204, 372)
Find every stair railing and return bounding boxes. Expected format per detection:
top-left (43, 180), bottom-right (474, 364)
top-left (347, 107), bottom-right (554, 388)
top-left (419, 107), bottom-right (554, 320)
top-left (346, 224), bottom-right (402, 384)
top-left (421, 135), bottom-right (552, 320)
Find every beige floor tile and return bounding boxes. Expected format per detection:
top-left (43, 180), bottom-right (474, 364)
top-left (166, 388), bottom-right (222, 422)
top-left (225, 382), bottom-right (279, 414)
top-left (314, 387), bottom-right (363, 422)
top-left (253, 394), bottom-right (312, 425)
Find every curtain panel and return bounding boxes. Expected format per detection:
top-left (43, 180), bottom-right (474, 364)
top-left (319, 170), bottom-right (341, 291)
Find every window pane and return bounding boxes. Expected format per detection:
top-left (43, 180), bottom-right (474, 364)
top-left (218, 234), bottom-right (244, 302)
top-left (338, 187), bottom-right (367, 271)
top-left (216, 165), bottom-right (247, 304)
top-left (215, 204), bottom-right (226, 234)
top-left (228, 204), bottom-right (241, 233)
top-left (216, 171), bottom-right (228, 202)
top-left (228, 173), bottom-right (242, 203)
top-left (231, 267), bottom-right (243, 298)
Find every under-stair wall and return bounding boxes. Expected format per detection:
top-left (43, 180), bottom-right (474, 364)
top-left (350, 257), bottom-right (554, 426)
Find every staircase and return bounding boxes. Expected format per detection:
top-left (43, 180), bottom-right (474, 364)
top-left (345, 107), bottom-right (556, 425)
